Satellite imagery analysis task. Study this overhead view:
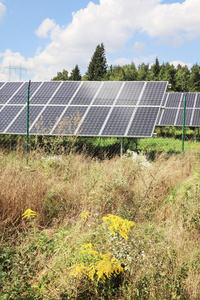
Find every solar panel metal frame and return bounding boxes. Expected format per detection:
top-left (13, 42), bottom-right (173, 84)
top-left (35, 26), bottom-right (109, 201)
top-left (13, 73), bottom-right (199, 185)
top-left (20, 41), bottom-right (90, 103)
top-left (0, 81), bottom-right (168, 138)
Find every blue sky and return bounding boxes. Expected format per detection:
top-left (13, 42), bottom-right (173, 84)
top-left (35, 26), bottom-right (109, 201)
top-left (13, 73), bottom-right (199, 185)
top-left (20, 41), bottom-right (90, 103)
top-left (0, 0), bottom-right (199, 81)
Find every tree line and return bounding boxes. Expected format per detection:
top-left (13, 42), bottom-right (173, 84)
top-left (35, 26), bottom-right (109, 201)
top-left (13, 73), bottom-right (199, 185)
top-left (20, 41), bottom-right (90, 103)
top-left (52, 43), bottom-right (200, 92)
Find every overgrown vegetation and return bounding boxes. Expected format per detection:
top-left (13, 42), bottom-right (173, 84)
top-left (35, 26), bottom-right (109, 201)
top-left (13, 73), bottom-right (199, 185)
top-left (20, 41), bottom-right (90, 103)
top-left (1, 138), bottom-right (200, 299)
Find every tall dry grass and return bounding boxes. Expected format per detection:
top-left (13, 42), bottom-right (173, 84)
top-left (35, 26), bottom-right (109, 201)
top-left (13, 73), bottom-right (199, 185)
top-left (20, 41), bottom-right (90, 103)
top-left (0, 149), bottom-right (194, 237)
top-left (1, 147), bottom-right (200, 299)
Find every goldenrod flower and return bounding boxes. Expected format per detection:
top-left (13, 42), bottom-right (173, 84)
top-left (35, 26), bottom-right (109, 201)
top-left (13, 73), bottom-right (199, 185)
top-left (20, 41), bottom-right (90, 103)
top-left (70, 243), bottom-right (124, 282)
top-left (80, 243), bottom-right (99, 258)
top-left (102, 214), bottom-right (135, 240)
top-left (22, 209), bottom-right (37, 220)
top-left (80, 212), bottom-right (90, 220)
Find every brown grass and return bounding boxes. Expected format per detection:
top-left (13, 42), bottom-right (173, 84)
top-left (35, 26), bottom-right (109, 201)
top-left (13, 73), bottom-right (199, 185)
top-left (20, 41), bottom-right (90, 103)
top-left (1, 148), bottom-right (200, 299)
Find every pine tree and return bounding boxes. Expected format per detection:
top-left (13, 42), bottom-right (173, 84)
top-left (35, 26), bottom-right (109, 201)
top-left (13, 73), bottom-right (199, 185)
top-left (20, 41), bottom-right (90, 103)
top-left (70, 65), bottom-right (82, 81)
top-left (149, 58), bottom-right (161, 81)
top-left (86, 43), bottom-right (107, 81)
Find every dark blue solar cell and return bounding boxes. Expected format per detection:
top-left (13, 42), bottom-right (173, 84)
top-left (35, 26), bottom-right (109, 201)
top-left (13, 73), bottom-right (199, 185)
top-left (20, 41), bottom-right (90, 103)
top-left (161, 93), bottom-right (168, 106)
top-left (159, 108), bottom-right (178, 126)
top-left (139, 82), bottom-right (167, 106)
top-left (102, 107), bottom-right (135, 136)
top-left (127, 107), bottom-right (159, 137)
top-left (53, 106), bottom-right (87, 135)
top-left (93, 82), bottom-right (123, 105)
top-left (7, 105), bottom-right (44, 134)
top-left (30, 105), bottom-right (65, 134)
top-left (0, 82), bottom-right (5, 89)
top-left (0, 105), bottom-right (23, 132)
top-left (49, 81), bottom-right (81, 105)
top-left (0, 82), bottom-right (23, 104)
top-left (9, 82), bottom-right (42, 104)
top-left (192, 109), bottom-right (200, 126)
top-left (165, 93), bottom-right (182, 108)
top-left (71, 81), bottom-right (102, 105)
top-left (116, 82), bottom-right (145, 106)
top-left (156, 110), bottom-right (162, 125)
top-left (31, 82), bottom-right (61, 104)
top-left (79, 106), bottom-right (111, 136)
top-left (176, 109), bottom-right (193, 126)
top-left (195, 94), bottom-right (200, 108)
top-left (180, 93), bottom-right (196, 108)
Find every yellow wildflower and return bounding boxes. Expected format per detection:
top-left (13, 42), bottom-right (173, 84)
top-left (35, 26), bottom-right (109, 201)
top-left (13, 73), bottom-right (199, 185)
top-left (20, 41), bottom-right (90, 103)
top-left (22, 209), bottom-right (37, 220)
top-left (102, 214), bottom-right (136, 240)
top-left (69, 263), bottom-right (88, 278)
top-left (80, 243), bottom-right (99, 258)
top-left (80, 212), bottom-right (90, 220)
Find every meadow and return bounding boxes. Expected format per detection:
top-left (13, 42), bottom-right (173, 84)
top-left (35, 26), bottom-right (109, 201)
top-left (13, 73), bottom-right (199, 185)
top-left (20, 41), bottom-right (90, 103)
top-left (1, 136), bottom-right (200, 299)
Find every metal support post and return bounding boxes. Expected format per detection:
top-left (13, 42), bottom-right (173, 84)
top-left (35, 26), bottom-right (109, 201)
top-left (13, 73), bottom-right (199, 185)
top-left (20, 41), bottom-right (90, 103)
top-left (26, 80), bottom-right (31, 164)
top-left (182, 93), bottom-right (187, 152)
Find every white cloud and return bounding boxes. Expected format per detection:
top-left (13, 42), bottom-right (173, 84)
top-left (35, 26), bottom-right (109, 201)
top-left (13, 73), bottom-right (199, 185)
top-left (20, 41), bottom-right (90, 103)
top-left (140, 0), bottom-right (200, 41)
top-left (0, 2), bottom-right (6, 22)
top-left (35, 18), bottom-right (57, 38)
top-left (170, 60), bottom-right (193, 69)
top-left (0, 0), bottom-right (199, 80)
top-left (133, 42), bottom-right (147, 53)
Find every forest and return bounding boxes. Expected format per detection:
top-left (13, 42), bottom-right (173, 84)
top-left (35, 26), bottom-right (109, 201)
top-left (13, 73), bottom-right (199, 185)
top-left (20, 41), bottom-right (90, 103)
top-left (52, 43), bottom-right (200, 92)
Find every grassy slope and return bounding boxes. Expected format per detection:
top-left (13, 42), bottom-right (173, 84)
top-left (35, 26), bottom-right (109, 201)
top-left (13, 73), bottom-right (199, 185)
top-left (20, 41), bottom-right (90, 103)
top-left (1, 142), bottom-right (200, 299)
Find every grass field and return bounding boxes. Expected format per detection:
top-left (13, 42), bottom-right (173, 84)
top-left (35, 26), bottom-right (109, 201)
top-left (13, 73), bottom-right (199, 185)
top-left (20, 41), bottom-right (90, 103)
top-left (1, 137), bottom-right (200, 299)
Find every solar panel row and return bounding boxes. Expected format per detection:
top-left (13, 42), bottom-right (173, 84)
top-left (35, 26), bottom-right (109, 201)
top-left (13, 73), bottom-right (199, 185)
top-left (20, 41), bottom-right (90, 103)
top-left (157, 92), bottom-right (200, 127)
top-left (0, 81), bottom-right (168, 137)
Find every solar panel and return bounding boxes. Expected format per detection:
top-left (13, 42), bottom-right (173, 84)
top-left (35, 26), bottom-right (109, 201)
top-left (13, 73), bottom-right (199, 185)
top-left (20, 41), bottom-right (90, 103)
top-left (102, 107), bottom-right (135, 136)
top-left (9, 82), bottom-right (42, 104)
top-left (127, 107), bottom-right (160, 137)
top-left (165, 93), bottom-right (182, 108)
top-left (158, 92), bottom-right (200, 127)
top-left (49, 81), bottom-right (81, 105)
top-left (0, 82), bottom-right (23, 104)
top-left (93, 82), bottom-right (123, 105)
top-left (176, 109), bottom-right (193, 126)
top-left (192, 109), bottom-right (200, 126)
top-left (52, 106), bottom-right (87, 135)
top-left (31, 82), bottom-right (61, 104)
top-left (116, 82), bottom-right (145, 106)
top-left (0, 80), bottom-right (168, 137)
top-left (159, 108), bottom-right (178, 126)
top-left (180, 93), bottom-right (196, 108)
top-left (71, 81), bottom-right (102, 105)
top-left (79, 106), bottom-right (111, 135)
top-left (0, 105), bottom-right (23, 132)
top-left (30, 105), bottom-right (65, 134)
top-left (7, 106), bottom-right (44, 134)
top-left (140, 82), bottom-right (167, 106)
top-left (195, 94), bottom-right (200, 108)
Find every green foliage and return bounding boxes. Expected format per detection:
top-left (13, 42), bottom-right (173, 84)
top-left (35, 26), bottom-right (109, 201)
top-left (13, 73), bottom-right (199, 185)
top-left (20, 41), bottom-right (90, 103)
top-left (52, 69), bottom-right (69, 81)
top-left (190, 64), bottom-right (200, 92)
top-left (70, 64), bottom-right (82, 81)
top-left (86, 43), bottom-right (107, 81)
top-left (149, 57), bottom-right (161, 81)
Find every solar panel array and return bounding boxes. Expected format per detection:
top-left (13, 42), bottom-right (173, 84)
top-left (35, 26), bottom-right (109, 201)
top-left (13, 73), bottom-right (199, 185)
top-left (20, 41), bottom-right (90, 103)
top-left (157, 92), bottom-right (200, 127)
top-left (0, 81), bottom-right (168, 137)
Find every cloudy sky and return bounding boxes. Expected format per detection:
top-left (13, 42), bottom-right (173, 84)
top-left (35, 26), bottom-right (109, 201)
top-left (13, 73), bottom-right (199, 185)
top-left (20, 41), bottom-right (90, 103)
top-left (0, 0), bottom-right (199, 81)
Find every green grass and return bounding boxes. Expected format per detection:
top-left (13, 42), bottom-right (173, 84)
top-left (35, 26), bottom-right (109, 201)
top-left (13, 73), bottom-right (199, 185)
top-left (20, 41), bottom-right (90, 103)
top-left (1, 144), bottom-right (200, 299)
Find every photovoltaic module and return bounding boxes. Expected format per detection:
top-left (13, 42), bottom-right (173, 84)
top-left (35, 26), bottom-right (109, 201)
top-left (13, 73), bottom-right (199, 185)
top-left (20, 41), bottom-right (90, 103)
top-left (0, 81), bottom-right (168, 137)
